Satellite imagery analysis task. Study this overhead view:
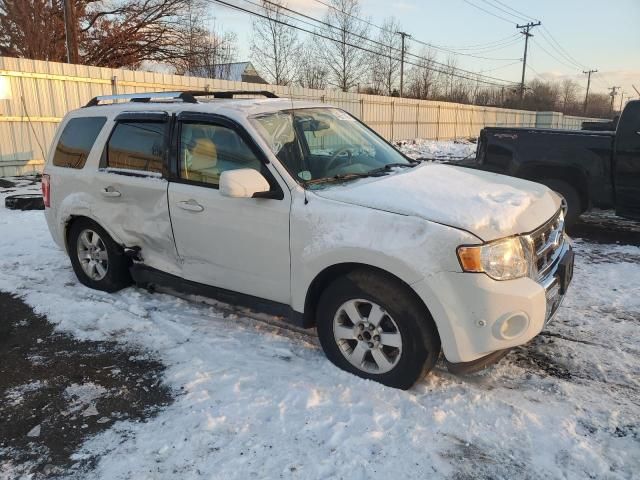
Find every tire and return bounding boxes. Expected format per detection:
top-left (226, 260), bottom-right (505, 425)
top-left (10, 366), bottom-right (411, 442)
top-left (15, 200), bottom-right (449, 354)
top-left (316, 270), bottom-right (440, 390)
top-left (68, 218), bottom-right (132, 292)
top-left (540, 179), bottom-right (582, 228)
top-left (5, 194), bottom-right (44, 211)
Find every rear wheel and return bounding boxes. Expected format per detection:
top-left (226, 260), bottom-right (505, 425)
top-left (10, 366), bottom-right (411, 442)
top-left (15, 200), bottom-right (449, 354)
top-left (68, 218), bottom-right (132, 292)
top-left (541, 179), bottom-right (582, 228)
top-left (316, 270), bottom-right (440, 390)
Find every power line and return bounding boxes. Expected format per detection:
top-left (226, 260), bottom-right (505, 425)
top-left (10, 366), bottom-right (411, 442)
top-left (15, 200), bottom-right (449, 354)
top-left (531, 38), bottom-right (580, 72)
top-left (254, 0), bottom-right (520, 65)
top-left (540, 26), bottom-right (586, 69)
top-left (220, 0), bottom-right (517, 87)
top-left (308, 0), bottom-right (519, 58)
top-left (484, 0), bottom-right (538, 22)
top-left (433, 33), bottom-right (520, 51)
top-left (477, 0), bottom-right (528, 22)
top-left (480, 60), bottom-right (523, 73)
top-left (461, 0), bottom-right (516, 24)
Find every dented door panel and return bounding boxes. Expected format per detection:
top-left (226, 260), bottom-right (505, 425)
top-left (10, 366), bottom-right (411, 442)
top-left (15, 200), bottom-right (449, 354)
top-left (91, 171), bottom-right (180, 276)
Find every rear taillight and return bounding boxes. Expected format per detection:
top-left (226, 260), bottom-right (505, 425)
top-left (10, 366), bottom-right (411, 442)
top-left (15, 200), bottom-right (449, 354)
top-left (42, 174), bottom-right (50, 208)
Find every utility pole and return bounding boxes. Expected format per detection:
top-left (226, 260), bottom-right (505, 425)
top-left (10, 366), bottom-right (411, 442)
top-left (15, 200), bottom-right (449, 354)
top-left (517, 21), bottom-right (541, 101)
top-left (396, 31), bottom-right (411, 98)
top-left (582, 69), bottom-right (597, 114)
top-left (608, 86), bottom-right (620, 114)
top-left (62, 0), bottom-right (80, 64)
top-left (619, 91), bottom-right (626, 112)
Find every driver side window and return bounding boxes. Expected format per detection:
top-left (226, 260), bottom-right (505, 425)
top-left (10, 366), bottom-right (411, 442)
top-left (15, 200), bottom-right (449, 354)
top-left (179, 123), bottom-right (262, 186)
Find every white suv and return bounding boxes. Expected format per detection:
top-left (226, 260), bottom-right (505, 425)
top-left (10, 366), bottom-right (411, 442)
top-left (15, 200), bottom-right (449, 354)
top-left (43, 91), bottom-right (573, 389)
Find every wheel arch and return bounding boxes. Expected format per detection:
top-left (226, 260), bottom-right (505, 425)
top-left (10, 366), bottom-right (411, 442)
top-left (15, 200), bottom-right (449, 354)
top-left (302, 262), bottom-right (437, 336)
top-left (519, 164), bottom-right (590, 211)
top-left (63, 214), bottom-right (123, 254)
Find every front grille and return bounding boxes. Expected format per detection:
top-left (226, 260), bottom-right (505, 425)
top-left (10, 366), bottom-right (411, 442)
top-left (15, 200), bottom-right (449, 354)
top-left (529, 211), bottom-right (566, 281)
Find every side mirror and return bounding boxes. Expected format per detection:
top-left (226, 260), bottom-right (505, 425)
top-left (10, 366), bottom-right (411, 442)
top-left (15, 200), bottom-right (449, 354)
top-left (219, 169), bottom-right (271, 198)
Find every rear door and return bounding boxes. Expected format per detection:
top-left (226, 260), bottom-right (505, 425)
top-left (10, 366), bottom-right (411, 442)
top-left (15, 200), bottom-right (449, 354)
top-left (614, 101), bottom-right (640, 218)
top-left (167, 113), bottom-right (291, 304)
top-left (92, 112), bottom-right (180, 275)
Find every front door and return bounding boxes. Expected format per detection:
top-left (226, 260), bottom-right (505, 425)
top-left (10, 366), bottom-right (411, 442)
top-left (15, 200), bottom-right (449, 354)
top-left (615, 101), bottom-right (640, 218)
top-left (167, 114), bottom-right (292, 304)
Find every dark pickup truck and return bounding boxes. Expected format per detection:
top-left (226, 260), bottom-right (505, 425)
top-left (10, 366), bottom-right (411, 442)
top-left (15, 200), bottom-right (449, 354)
top-left (471, 100), bottom-right (640, 226)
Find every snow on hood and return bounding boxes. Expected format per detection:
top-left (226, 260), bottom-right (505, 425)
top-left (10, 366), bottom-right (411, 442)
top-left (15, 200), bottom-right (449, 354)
top-left (313, 163), bottom-right (560, 241)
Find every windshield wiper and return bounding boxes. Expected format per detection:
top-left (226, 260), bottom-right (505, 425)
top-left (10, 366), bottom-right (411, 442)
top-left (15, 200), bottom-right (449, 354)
top-left (306, 172), bottom-right (383, 186)
top-left (306, 162), bottom-right (416, 186)
top-left (365, 162), bottom-right (416, 175)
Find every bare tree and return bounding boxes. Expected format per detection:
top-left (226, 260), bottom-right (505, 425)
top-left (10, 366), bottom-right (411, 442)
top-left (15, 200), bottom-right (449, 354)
top-left (559, 79), bottom-right (580, 113)
top-left (250, 0), bottom-right (301, 85)
top-left (0, 0), bottom-right (204, 69)
top-left (169, 17), bottom-right (238, 79)
top-left (442, 55), bottom-right (458, 99)
top-left (297, 44), bottom-right (329, 90)
top-left (406, 48), bottom-right (438, 100)
top-left (369, 17), bottom-right (402, 96)
top-left (317, 0), bottom-right (370, 92)
top-left (522, 79), bottom-right (560, 111)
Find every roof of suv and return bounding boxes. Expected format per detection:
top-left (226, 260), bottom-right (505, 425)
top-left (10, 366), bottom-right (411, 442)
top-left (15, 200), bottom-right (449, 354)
top-left (75, 97), bottom-right (328, 120)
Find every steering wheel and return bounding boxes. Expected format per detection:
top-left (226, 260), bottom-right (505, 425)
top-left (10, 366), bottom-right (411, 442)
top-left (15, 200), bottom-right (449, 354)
top-left (325, 147), bottom-right (353, 172)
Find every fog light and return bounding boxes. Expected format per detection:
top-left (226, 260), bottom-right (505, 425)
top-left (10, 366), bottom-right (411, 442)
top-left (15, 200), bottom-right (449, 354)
top-left (493, 312), bottom-right (529, 340)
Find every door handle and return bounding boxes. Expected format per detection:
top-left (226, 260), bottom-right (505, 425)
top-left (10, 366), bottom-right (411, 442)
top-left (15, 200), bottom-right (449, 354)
top-left (177, 200), bottom-right (204, 212)
top-left (101, 187), bottom-right (121, 198)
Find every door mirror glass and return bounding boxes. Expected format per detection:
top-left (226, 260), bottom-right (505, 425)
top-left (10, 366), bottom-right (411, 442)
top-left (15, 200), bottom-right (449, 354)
top-left (219, 168), bottom-right (270, 198)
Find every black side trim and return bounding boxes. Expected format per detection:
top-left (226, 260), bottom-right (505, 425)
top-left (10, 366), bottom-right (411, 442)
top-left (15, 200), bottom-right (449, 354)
top-left (130, 264), bottom-right (308, 328)
top-left (114, 111), bottom-right (169, 122)
top-left (180, 90), bottom-right (278, 100)
top-left (445, 348), bottom-right (511, 375)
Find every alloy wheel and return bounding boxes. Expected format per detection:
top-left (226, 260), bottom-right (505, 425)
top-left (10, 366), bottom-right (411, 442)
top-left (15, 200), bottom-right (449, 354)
top-left (333, 298), bottom-right (403, 374)
top-left (77, 229), bottom-right (109, 281)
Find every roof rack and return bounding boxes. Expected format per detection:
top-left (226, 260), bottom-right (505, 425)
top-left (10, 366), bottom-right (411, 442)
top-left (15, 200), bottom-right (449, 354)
top-left (84, 90), bottom-right (279, 107)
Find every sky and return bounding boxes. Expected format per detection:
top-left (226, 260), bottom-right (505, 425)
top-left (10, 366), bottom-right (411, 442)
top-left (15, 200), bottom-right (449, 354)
top-left (205, 0), bottom-right (639, 100)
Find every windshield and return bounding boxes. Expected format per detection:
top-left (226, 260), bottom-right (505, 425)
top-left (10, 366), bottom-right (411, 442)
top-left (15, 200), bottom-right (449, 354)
top-left (250, 108), bottom-right (412, 186)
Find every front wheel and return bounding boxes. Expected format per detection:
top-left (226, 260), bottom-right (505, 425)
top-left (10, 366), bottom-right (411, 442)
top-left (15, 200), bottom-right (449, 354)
top-left (316, 270), bottom-right (440, 390)
top-left (68, 218), bottom-right (132, 292)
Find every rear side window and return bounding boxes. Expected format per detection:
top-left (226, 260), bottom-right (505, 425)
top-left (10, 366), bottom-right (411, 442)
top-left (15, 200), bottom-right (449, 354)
top-left (106, 121), bottom-right (166, 174)
top-left (53, 117), bottom-right (107, 169)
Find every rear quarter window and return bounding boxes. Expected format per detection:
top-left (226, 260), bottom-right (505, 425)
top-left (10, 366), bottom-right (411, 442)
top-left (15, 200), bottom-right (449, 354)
top-left (52, 117), bottom-right (107, 169)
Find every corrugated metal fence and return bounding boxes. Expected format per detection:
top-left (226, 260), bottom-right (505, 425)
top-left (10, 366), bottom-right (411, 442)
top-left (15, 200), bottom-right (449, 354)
top-left (0, 56), bottom-right (605, 176)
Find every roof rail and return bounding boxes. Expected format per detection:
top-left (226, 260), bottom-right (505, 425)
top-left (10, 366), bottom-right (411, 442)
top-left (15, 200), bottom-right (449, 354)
top-left (84, 90), bottom-right (278, 107)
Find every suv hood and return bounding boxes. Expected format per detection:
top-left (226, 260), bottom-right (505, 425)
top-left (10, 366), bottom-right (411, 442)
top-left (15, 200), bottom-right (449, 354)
top-left (313, 163), bottom-right (560, 241)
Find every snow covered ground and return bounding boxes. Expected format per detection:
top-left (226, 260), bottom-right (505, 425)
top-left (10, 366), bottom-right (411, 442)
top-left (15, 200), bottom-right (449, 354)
top-left (1, 164), bottom-right (639, 479)
top-left (396, 138), bottom-right (477, 162)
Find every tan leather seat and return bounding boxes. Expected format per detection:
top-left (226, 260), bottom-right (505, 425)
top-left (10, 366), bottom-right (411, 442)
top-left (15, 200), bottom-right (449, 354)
top-left (184, 137), bottom-right (219, 183)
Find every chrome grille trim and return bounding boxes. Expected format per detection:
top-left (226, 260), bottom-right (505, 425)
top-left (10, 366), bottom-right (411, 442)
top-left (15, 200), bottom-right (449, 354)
top-left (527, 210), bottom-right (566, 282)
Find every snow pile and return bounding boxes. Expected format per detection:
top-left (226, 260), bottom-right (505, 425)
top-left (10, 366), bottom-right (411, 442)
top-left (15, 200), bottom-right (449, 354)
top-left (316, 163), bottom-right (553, 239)
top-left (396, 139), bottom-right (477, 162)
top-left (0, 181), bottom-right (639, 479)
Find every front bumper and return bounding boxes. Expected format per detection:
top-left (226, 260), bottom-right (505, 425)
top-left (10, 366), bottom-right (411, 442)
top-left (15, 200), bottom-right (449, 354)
top-left (412, 240), bottom-right (574, 364)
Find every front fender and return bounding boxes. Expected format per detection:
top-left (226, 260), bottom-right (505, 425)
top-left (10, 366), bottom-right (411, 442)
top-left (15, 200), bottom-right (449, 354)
top-left (290, 191), bottom-right (478, 312)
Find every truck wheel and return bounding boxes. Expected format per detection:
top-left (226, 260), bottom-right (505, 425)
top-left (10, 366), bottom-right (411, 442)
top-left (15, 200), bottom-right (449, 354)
top-left (316, 270), bottom-right (440, 390)
top-left (541, 179), bottom-right (582, 228)
top-left (68, 218), bottom-right (132, 292)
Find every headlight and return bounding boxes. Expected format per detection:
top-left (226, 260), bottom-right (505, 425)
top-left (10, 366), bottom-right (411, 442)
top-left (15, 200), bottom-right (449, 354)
top-left (457, 236), bottom-right (534, 281)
